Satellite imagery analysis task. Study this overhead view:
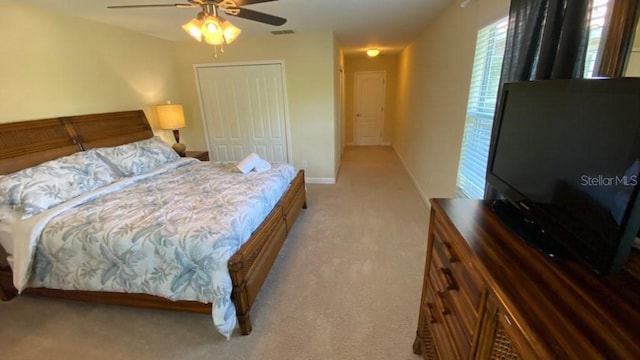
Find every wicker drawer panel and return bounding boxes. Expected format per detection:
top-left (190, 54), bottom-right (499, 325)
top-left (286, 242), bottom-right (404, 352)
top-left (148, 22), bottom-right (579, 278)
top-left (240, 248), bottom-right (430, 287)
top-left (425, 280), bottom-right (458, 360)
top-left (488, 313), bottom-right (522, 360)
top-left (419, 315), bottom-right (438, 359)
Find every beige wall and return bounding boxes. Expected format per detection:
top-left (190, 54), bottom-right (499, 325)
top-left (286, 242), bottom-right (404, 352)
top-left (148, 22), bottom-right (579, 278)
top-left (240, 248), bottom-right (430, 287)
top-left (629, 52), bottom-right (640, 75)
top-left (173, 32), bottom-right (337, 181)
top-left (0, 1), bottom-right (182, 144)
top-left (625, 23), bottom-right (640, 76)
top-left (344, 54), bottom-right (399, 145)
top-left (335, 40), bottom-right (345, 176)
top-left (393, 0), bottom-right (510, 203)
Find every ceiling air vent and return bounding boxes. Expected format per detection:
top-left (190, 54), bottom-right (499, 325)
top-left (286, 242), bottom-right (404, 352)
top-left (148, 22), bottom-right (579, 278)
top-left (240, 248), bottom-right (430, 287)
top-left (271, 30), bottom-right (295, 35)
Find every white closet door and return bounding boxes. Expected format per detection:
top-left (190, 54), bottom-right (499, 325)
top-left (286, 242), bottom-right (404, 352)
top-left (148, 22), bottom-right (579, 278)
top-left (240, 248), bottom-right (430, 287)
top-left (196, 62), bottom-right (289, 162)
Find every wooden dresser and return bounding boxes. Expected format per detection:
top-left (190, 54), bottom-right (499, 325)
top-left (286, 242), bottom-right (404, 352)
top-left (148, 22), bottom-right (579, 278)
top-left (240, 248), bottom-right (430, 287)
top-left (413, 198), bottom-right (640, 359)
top-left (184, 151), bottom-right (209, 161)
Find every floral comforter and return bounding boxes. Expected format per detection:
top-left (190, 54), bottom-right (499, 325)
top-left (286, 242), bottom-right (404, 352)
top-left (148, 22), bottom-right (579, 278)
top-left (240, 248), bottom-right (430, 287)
top-left (22, 160), bottom-right (295, 338)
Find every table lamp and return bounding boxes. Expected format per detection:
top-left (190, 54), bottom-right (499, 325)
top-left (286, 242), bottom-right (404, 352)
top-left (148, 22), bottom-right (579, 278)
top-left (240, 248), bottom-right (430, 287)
top-left (157, 103), bottom-right (187, 156)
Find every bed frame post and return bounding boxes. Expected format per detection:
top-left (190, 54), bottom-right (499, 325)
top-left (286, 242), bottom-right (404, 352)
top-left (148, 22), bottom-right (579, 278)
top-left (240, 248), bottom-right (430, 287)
top-left (226, 170), bottom-right (306, 336)
top-left (229, 277), bottom-right (252, 335)
top-left (0, 266), bottom-right (17, 301)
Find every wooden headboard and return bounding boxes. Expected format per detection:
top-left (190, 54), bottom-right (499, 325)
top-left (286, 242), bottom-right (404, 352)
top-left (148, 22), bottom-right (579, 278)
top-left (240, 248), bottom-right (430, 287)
top-left (0, 110), bottom-right (153, 175)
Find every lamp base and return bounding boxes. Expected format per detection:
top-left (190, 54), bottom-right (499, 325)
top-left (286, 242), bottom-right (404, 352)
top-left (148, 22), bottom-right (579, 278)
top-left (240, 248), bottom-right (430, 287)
top-left (173, 142), bottom-right (187, 157)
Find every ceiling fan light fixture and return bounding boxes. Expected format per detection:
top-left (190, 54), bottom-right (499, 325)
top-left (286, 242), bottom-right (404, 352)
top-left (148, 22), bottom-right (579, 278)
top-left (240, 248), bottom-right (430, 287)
top-left (107, 0), bottom-right (287, 56)
top-left (182, 17), bottom-right (204, 42)
top-left (221, 20), bottom-right (241, 44)
top-left (202, 16), bottom-right (225, 45)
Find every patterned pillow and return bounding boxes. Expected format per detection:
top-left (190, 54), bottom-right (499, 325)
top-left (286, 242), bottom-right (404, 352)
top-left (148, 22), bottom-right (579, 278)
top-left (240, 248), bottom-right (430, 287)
top-left (95, 136), bottom-right (179, 177)
top-left (0, 150), bottom-right (119, 217)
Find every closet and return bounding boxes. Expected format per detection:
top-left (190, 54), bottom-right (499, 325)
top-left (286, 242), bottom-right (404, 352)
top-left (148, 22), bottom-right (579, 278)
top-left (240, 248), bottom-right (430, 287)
top-left (195, 61), bottom-right (291, 162)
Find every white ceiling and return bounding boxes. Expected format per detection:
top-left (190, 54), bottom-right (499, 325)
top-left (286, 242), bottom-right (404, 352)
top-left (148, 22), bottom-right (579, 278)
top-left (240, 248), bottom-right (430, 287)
top-left (17, 0), bottom-right (455, 55)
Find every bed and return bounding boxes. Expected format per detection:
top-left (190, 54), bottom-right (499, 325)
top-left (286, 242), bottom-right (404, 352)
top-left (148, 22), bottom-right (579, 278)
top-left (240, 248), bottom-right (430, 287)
top-left (0, 110), bottom-right (307, 337)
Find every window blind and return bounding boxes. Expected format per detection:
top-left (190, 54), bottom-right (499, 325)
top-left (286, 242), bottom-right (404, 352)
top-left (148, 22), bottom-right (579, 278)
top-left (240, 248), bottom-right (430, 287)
top-left (456, 1), bottom-right (610, 199)
top-left (456, 17), bottom-right (508, 199)
top-left (584, 0), bottom-right (610, 77)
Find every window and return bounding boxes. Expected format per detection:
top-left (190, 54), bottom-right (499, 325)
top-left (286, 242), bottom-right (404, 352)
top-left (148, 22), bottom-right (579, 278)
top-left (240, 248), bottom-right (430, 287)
top-left (584, 0), bottom-right (610, 77)
top-left (456, 2), bottom-right (610, 199)
top-left (456, 17), bottom-right (508, 199)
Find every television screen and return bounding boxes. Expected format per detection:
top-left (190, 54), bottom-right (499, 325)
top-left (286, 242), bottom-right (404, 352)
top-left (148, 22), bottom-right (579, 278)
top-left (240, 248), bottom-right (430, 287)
top-left (486, 78), bottom-right (640, 274)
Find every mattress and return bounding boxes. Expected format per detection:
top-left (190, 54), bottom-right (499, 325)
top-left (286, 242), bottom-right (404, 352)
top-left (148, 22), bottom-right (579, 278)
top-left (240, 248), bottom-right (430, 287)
top-left (5, 159), bottom-right (295, 337)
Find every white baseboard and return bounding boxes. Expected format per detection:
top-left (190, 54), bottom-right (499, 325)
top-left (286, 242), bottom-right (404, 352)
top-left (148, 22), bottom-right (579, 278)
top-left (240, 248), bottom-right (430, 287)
top-left (306, 177), bottom-right (336, 184)
top-left (391, 146), bottom-right (430, 210)
top-left (345, 142), bottom-right (391, 146)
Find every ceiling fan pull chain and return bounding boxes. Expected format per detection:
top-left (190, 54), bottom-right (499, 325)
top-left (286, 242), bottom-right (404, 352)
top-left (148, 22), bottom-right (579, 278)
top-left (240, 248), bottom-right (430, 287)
top-left (213, 44), bottom-right (225, 58)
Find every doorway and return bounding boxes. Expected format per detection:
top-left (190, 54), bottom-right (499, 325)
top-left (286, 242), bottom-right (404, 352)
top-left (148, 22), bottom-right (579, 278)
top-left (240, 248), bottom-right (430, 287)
top-left (354, 71), bottom-right (385, 146)
top-left (194, 61), bottom-right (292, 162)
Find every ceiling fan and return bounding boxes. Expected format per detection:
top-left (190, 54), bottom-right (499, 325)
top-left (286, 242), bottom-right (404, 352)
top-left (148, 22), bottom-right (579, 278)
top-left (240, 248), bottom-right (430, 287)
top-left (108, 0), bottom-right (286, 50)
top-left (108, 0), bottom-right (286, 26)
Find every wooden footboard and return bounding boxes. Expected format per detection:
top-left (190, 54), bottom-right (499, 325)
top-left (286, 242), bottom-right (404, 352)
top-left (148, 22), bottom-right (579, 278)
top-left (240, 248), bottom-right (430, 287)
top-left (0, 170), bottom-right (307, 336)
top-left (228, 206), bottom-right (287, 334)
top-left (281, 169), bottom-right (308, 232)
top-left (228, 169), bottom-right (306, 334)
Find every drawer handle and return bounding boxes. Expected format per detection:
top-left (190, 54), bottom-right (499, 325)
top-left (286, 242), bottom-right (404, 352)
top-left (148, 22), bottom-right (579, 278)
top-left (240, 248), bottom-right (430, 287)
top-left (442, 241), bottom-right (458, 263)
top-left (440, 267), bottom-right (459, 291)
top-left (437, 291), bottom-right (451, 315)
top-left (426, 302), bottom-right (438, 323)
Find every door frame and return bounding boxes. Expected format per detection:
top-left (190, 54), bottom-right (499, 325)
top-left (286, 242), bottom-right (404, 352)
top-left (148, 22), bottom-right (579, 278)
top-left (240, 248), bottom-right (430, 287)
top-left (353, 70), bottom-right (386, 146)
top-left (193, 60), bottom-right (293, 163)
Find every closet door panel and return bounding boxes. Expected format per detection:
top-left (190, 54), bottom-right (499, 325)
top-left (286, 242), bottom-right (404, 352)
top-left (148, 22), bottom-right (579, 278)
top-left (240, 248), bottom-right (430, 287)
top-left (196, 62), bottom-right (289, 163)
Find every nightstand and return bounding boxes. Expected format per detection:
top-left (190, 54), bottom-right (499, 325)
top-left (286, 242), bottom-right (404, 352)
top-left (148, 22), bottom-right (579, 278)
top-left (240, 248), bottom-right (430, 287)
top-left (184, 151), bottom-right (209, 161)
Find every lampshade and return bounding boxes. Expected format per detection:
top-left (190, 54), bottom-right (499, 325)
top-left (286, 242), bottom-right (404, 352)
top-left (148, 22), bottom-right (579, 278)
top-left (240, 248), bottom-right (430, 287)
top-left (221, 20), bottom-right (241, 44)
top-left (157, 104), bottom-right (186, 130)
top-left (202, 16), bottom-right (225, 45)
top-left (182, 18), bottom-right (204, 42)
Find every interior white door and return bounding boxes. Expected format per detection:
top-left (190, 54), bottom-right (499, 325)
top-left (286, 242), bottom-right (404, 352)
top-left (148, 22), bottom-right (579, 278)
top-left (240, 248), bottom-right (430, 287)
top-left (196, 62), bottom-right (289, 162)
top-left (354, 71), bottom-right (385, 146)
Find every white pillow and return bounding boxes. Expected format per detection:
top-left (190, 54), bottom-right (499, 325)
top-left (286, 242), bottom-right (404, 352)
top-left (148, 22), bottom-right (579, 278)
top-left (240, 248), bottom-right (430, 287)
top-left (95, 136), bottom-right (180, 177)
top-left (0, 150), bottom-right (119, 217)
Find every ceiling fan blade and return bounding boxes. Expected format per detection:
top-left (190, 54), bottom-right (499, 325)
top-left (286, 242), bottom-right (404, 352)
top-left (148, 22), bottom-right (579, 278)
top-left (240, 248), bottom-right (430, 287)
top-left (229, 8), bottom-right (287, 26)
top-left (234, 0), bottom-right (278, 5)
top-left (107, 4), bottom-right (196, 9)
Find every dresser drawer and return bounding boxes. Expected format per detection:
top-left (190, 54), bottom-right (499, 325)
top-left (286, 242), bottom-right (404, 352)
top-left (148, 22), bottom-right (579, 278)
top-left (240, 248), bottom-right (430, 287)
top-left (425, 278), bottom-right (459, 359)
top-left (433, 214), bottom-right (483, 309)
top-left (431, 246), bottom-right (476, 338)
top-left (429, 255), bottom-right (472, 358)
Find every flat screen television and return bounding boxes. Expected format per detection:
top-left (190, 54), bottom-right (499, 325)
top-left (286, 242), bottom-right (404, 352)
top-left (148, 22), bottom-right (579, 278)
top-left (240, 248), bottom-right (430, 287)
top-left (486, 77), bottom-right (640, 274)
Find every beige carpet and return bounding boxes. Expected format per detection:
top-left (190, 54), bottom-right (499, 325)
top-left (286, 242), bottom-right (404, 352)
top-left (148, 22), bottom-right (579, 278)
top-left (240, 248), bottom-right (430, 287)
top-left (0, 146), bottom-right (429, 360)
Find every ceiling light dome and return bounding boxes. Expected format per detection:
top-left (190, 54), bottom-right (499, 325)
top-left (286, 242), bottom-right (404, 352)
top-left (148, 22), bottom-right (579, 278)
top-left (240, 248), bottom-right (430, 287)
top-left (367, 49), bottom-right (380, 57)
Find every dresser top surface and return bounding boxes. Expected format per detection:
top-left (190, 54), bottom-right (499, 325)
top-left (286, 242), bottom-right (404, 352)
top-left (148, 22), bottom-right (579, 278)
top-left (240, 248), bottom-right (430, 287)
top-left (430, 198), bottom-right (640, 359)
